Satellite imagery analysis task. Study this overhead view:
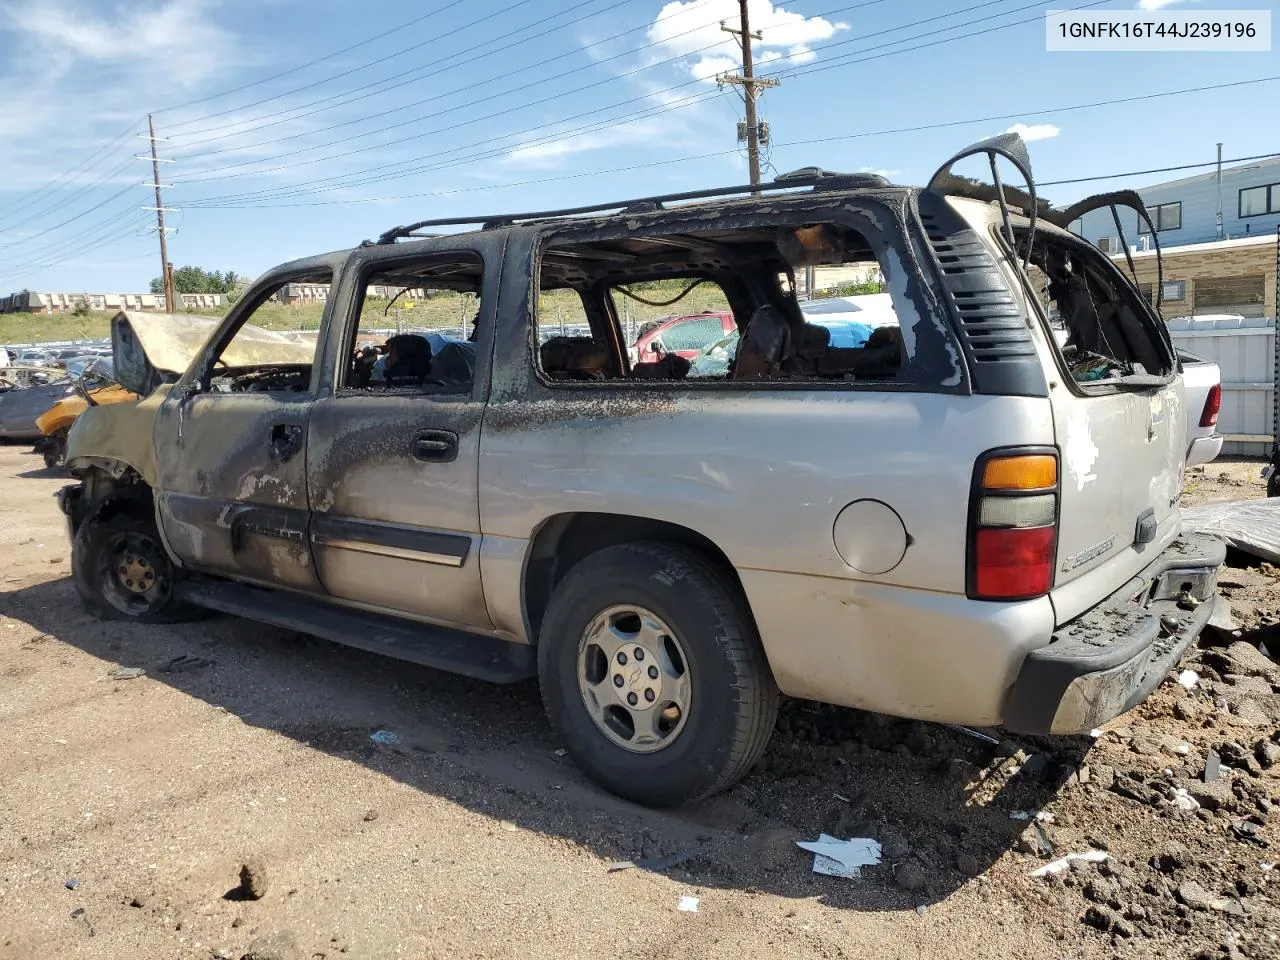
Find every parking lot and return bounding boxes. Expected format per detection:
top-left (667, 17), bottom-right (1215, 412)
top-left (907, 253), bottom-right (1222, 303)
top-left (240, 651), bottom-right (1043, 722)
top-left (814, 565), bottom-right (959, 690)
top-left (1, 445), bottom-right (1277, 960)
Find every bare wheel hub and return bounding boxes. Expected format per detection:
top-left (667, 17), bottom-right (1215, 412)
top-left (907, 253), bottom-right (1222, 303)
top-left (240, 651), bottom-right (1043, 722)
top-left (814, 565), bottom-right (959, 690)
top-left (577, 605), bottom-right (691, 754)
top-left (116, 552), bottom-right (155, 594)
top-left (99, 529), bottom-right (172, 615)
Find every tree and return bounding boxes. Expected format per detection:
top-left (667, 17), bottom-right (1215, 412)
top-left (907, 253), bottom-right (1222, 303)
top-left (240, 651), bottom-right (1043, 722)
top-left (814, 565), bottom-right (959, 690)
top-left (150, 267), bottom-right (243, 295)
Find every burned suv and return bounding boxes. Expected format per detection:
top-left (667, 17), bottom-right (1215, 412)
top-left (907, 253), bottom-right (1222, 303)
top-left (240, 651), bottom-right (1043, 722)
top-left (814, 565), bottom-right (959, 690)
top-left (60, 135), bottom-right (1223, 807)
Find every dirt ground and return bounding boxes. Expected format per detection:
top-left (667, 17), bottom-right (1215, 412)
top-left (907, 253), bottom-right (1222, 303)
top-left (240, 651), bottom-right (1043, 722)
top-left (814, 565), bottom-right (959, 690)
top-left (1, 445), bottom-right (1277, 960)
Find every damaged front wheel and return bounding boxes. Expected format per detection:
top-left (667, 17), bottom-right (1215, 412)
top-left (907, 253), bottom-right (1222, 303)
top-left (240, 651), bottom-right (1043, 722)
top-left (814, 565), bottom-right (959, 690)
top-left (72, 508), bottom-right (199, 623)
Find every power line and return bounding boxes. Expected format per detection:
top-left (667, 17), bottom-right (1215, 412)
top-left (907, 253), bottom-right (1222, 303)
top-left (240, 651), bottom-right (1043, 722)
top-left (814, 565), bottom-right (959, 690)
top-left (0, 182), bottom-right (138, 250)
top-left (0, 119), bottom-right (141, 220)
top-left (171, 0), bottom-right (885, 156)
top-left (0, 216), bottom-right (152, 284)
top-left (155, 0), bottom-right (473, 117)
top-left (182, 77), bottom-right (1280, 210)
top-left (169, 0), bottom-right (622, 144)
top-left (1040, 152), bottom-right (1280, 187)
top-left (173, 0), bottom-right (1049, 187)
top-left (0, 155), bottom-right (138, 236)
top-left (178, 0), bottom-right (1115, 206)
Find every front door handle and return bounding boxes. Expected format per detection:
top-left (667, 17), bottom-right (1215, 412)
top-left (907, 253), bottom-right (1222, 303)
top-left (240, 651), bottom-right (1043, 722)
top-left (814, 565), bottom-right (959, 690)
top-left (412, 429), bottom-right (458, 463)
top-left (269, 423), bottom-right (304, 463)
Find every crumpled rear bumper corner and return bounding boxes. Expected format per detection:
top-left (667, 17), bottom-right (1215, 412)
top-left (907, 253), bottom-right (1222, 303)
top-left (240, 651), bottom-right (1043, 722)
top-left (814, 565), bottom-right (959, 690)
top-left (1003, 532), bottom-right (1226, 735)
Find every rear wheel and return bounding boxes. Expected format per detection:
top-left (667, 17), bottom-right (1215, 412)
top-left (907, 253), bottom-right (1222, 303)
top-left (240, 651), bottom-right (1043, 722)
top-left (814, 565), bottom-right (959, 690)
top-left (537, 542), bottom-right (778, 807)
top-left (72, 507), bottom-right (199, 623)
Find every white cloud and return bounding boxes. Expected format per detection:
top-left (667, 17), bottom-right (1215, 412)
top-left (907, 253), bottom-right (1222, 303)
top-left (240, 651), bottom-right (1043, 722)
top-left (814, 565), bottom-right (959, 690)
top-left (1005, 123), bottom-right (1061, 142)
top-left (502, 118), bottom-right (679, 168)
top-left (1137, 0), bottom-right (1197, 9)
top-left (647, 0), bottom-right (848, 84)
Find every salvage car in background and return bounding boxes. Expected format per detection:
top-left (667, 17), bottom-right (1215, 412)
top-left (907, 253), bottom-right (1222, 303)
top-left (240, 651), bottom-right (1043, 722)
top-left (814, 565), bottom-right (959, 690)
top-left (629, 310), bottom-right (734, 364)
top-left (0, 369), bottom-right (75, 441)
top-left (58, 133), bottom-right (1223, 808)
top-left (34, 358), bottom-right (136, 468)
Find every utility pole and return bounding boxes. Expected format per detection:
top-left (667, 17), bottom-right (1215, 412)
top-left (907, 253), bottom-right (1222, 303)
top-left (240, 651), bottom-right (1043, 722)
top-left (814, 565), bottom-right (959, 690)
top-left (1215, 142), bottom-right (1224, 241)
top-left (716, 0), bottom-right (779, 186)
top-left (138, 115), bottom-right (177, 312)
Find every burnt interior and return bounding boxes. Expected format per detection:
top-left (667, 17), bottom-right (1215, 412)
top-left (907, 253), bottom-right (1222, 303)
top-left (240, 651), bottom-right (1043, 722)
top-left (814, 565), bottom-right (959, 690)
top-left (536, 222), bottom-right (905, 385)
top-left (1020, 228), bottom-right (1173, 384)
top-left (343, 256), bottom-right (485, 394)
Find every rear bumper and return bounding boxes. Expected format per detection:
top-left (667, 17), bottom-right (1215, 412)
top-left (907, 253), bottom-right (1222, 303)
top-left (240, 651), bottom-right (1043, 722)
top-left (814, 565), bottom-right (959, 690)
top-left (1003, 531), bottom-right (1225, 735)
top-left (1186, 434), bottom-right (1223, 468)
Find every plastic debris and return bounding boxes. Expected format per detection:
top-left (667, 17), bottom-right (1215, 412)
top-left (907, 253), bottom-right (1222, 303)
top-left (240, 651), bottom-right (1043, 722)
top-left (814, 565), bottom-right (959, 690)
top-left (1171, 788), bottom-right (1201, 812)
top-left (369, 730), bottom-right (400, 746)
top-left (1030, 850), bottom-right (1109, 878)
top-left (1177, 669), bottom-right (1199, 690)
top-left (552, 749), bottom-right (567, 758)
top-left (833, 793), bottom-right (851, 803)
top-left (109, 666), bottom-right (145, 680)
top-left (797, 834), bottom-right (883, 879)
top-left (1010, 810), bottom-right (1055, 824)
top-left (1204, 749), bottom-right (1222, 783)
top-left (941, 723), bottom-right (1001, 746)
top-left (608, 852), bottom-right (691, 874)
top-left (677, 896), bottom-right (700, 913)
top-left (1088, 728), bottom-right (1103, 739)
top-left (64, 878), bottom-right (79, 890)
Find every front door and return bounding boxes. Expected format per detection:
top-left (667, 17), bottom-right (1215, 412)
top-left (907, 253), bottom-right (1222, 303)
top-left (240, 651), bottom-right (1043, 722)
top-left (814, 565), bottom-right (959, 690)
top-left (153, 261), bottom-right (336, 592)
top-left (304, 247), bottom-right (494, 630)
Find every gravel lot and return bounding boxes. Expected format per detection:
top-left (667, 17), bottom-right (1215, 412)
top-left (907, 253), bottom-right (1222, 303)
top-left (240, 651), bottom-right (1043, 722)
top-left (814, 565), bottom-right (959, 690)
top-left (1, 445), bottom-right (1277, 960)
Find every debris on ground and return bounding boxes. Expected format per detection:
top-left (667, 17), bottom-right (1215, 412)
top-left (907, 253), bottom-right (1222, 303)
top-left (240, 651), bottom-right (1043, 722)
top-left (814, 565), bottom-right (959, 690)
top-left (1183, 498), bottom-right (1280, 563)
top-left (677, 896), bottom-right (700, 913)
top-left (108, 666), bottom-right (145, 680)
top-left (369, 730), bottom-right (400, 746)
top-left (237, 860), bottom-right (268, 900)
top-left (1029, 850), bottom-right (1108, 878)
top-left (63, 878), bottom-right (79, 890)
top-left (796, 835), bottom-right (883, 878)
top-left (362, 809), bottom-right (378, 822)
top-left (607, 852), bottom-right (692, 873)
top-left (1177, 669), bottom-right (1199, 690)
top-left (239, 930), bottom-right (298, 960)
top-left (158, 654), bottom-right (214, 674)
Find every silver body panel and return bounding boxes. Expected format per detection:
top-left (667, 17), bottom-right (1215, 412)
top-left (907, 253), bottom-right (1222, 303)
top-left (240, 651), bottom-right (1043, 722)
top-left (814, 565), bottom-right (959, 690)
top-left (63, 182), bottom-right (1197, 729)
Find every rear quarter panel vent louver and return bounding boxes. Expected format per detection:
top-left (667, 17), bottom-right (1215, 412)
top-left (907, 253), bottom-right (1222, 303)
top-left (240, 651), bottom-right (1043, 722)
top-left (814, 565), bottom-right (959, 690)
top-left (916, 192), bottom-right (1047, 398)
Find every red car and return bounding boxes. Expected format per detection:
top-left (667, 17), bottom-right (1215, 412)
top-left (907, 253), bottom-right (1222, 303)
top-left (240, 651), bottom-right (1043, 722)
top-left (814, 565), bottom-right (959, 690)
top-left (630, 311), bottom-right (734, 363)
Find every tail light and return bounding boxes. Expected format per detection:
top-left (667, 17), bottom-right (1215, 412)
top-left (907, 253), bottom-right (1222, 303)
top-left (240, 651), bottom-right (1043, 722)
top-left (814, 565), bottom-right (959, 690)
top-left (1199, 384), bottom-right (1221, 428)
top-left (968, 451), bottom-right (1059, 601)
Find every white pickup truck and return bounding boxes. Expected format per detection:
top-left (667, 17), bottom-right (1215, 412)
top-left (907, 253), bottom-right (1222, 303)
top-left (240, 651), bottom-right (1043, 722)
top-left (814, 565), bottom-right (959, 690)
top-left (1178, 349), bottom-right (1223, 467)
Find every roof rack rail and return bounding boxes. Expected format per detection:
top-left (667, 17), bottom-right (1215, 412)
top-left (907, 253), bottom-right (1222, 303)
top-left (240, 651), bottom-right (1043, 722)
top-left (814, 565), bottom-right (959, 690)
top-left (375, 168), bottom-right (889, 244)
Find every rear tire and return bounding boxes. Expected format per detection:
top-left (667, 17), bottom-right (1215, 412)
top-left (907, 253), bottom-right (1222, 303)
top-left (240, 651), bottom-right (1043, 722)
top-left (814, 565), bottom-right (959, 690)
top-left (72, 507), bottom-right (200, 623)
top-left (537, 541), bottom-right (778, 807)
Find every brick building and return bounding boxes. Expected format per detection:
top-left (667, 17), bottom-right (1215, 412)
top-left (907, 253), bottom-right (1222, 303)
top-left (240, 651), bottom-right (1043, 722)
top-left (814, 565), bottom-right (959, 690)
top-left (1114, 233), bottom-right (1277, 320)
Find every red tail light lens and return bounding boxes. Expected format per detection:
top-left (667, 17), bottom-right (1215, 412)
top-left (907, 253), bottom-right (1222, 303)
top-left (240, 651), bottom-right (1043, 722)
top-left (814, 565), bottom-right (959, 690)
top-left (974, 527), bottom-right (1056, 599)
top-left (1199, 384), bottom-right (1221, 428)
top-left (969, 450), bottom-right (1059, 601)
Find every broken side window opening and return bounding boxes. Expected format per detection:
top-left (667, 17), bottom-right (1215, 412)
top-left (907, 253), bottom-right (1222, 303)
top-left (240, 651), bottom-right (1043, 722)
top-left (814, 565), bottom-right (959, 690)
top-left (198, 270), bottom-right (331, 396)
top-left (531, 214), bottom-right (954, 390)
top-left (342, 254), bottom-right (484, 394)
top-left (1018, 227), bottom-right (1174, 387)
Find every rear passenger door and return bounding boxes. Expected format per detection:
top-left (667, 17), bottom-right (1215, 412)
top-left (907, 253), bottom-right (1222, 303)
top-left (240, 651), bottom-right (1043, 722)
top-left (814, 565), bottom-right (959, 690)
top-left (305, 244), bottom-right (498, 631)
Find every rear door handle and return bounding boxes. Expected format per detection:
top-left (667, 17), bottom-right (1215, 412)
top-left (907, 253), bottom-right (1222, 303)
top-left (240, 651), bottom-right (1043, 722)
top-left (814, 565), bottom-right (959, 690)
top-left (412, 429), bottom-right (458, 463)
top-left (269, 423), bottom-right (303, 463)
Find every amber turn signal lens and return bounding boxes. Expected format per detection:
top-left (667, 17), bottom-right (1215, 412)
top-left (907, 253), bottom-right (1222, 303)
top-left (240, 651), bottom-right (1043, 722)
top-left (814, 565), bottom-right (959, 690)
top-left (981, 455), bottom-right (1057, 491)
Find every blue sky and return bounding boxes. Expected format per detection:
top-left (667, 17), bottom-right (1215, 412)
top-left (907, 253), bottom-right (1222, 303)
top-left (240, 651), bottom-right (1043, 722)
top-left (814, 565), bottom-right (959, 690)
top-left (0, 0), bottom-right (1275, 292)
